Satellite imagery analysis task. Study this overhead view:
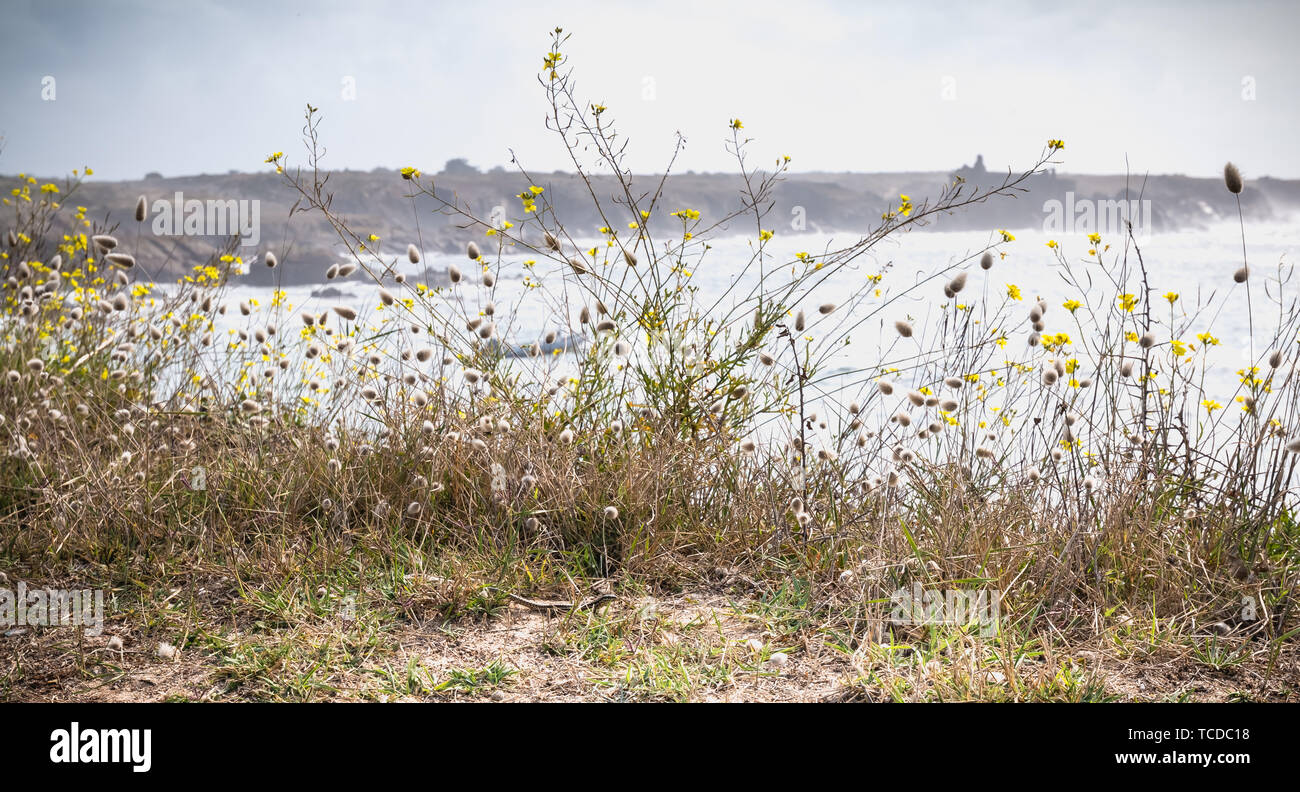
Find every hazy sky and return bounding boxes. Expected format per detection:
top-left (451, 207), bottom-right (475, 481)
top-left (2, 0), bottom-right (1297, 181)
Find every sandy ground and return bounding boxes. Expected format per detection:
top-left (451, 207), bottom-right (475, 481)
top-left (4, 590), bottom-right (1297, 702)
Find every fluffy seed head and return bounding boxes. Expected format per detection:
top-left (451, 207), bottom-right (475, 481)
top-left (264, 251), bottom-right (278, 268)
top-left (1224, 162), bottom-right (1244, 195)
top-left (467, 241), bottom-right (481, 260)
top-left (1233, 266), bottom-right (1249, 283)
top-left (333, 305), bottom-right (358, 321)
top-left (894, 320), bottom-right (913, 338)
top-left (603, 506), bottom-right (619, 520)
top-left (135, 195), bottom-right (147, 222)
top-left (407, 244), bottom-right (421, 264)
top-left (980, 252), bottom-right (994, 270)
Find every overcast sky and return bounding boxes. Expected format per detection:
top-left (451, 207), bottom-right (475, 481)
top-left (2, 0), bottom-right (1297, 181)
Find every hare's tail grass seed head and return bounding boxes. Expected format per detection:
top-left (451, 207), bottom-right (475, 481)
top-left (1224, 162), bottom-right (1244, 195)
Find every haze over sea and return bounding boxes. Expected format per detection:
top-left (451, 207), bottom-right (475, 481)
top-left (217, 219), bottom-right (1300, 405)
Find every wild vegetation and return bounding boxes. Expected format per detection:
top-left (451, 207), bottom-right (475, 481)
top-left (1, 29), bottom-right (1296, 701)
